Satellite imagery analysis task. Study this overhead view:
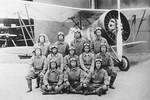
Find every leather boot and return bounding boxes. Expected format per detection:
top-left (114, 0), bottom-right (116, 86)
top-left (35, 78), bottom-right (40, 88)
top-left (27, 80), bottom-right (32, 93)
top-left (109, 76), bottom-right (116, 89)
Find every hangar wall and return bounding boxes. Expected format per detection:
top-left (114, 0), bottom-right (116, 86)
top-left (33, 0), bottom-right (150, 53)
top-left (33, 0), bottom-right (90, 43)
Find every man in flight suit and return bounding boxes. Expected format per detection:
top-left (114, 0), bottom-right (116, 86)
top-left (83, 59), bottom-right (109, 96)
top-left (71, 29), bottom-right (86, 56)
top-left (63, 46), bottom-right (79, 71)
top-left (26, 47), bottom-right (47, 92)
top-left (79, 43), bottom-right (95, 75)
top-left (63, 58), bottom-right (85, 94)
top-left (42, 60), bottom-right (64, 94)
top-left (55, 32), bottom-right (69, 57)
top-left (91, 27), bottom-right (108, 54)
top-left (47, 45), bottom-right (64, 73)
top-left (95, 43), bottom-right (117, 89)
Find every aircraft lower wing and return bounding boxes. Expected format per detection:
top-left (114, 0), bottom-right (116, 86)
top-left (111, 41), bottom-right (148, 48)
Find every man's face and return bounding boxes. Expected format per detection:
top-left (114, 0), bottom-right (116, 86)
top-left (69, 50), bottom-right (75, 55)
top-left (84, 46), bottom-right (90, 53)
top-left (39, 36), bottom-right (45, 43)
top-left (35, 49), bottom-right (41, 56)
top-left (58, 35), bottom-right (64, 41)
top-left (100, 46), bottom-right (107, 53)
top-left (52, 48), bottom-right (57, 54)
top-left (95, 61), bottom-right (101, 69)
top-left (75, 32), bottom-right (81, 39)
top-left (51, 62), bottom-right (57, 69)
top-left (96, 30), bottom-right (102, 36)
top-left (70, 61), bottom-right (77, 67)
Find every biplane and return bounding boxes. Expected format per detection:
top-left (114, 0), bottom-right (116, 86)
top-left (0, 0), bottom-right (150, 71)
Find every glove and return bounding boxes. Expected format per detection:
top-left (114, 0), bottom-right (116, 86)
top-left (65, 81), bottom-right (70, 87)
top-left (39, 72), bottom-right (44, 77)
top-left (57, 82), bottom-right (61, 87)
top-left (83, 83), bottom-right (87, 87)
top-left (80, 83), bottom-right (83, 86)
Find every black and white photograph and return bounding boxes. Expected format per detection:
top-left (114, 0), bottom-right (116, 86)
top-left (0, 0), bottom-right (150, 100)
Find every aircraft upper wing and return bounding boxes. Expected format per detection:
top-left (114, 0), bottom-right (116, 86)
top-left (0, 1), bottom-right (108, 22)
top-left (120, 7), bottom-right (150, 19)
top-left (0, 1), bottom-right (150, 22)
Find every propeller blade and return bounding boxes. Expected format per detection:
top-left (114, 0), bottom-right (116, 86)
top-left (116, 0), bottom-right (123, 61)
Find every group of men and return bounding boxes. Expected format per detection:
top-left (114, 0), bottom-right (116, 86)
top-left (25, 27), bottom-right (117, 96)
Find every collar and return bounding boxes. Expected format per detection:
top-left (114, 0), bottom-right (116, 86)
top-left (50, 68), bottom-right (57, 73)
top-left (75, 38), bottom-right (81, 43)
top-left (58, 41), bottom-right (64, 45)
top-left (69, 54), bottom-right (75, 58)
top-left (96, 37), bottom-right (102, 41)
top-left (101, 52), bottom-right (106, 56)
top-left (51, 53), bottom-right (58, 57)
top-left (70, 67), bottom-right (77, 71)
top-left (95, 68), bottom-right (102, 72)
top-left (83, 52), bottom-right (90, 56)
top-left (35, 55), bottom-right (42, 59)
top-left (38, 42), bottom-right (45, 46)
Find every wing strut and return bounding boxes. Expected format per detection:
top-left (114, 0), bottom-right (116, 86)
top-left (18, 13), bottom-right (34, 44)
top-left (25, 4), bottom-right (35, 43)
top-left (134, 10), bottom-right (146, 41)
top-left (68, 17), bottom-right (80, 29)
top-left (17, 12), bottom-right (28, 46)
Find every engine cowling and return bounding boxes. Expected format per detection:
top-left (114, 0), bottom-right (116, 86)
top-left (98, 10), bottom-right (130, 45)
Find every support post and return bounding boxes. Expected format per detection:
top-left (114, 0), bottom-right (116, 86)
top-left (25, 4), bottom-right (34, 43)
top-left (17, 12), bottom-right (28, 46)
top-left (18, 13), bottom-right (34, 44)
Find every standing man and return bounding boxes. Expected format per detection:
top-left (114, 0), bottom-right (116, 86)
top-left (95, 43), bottom-right (117, 89)
top-left (26, 47), bottom-right (47, 92)
top-left (71, 29), bottom-right (86, 56)
top-left (33, 34), bottom-right (49, 88)
top-left (55, 32), bottom-right (69, 57)
top-left (91, 27), bottom-right (108, 54)
top-left (33, 34), bottom-right (49, 57)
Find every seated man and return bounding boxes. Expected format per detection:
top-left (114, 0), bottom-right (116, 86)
top-left (41, 60), bottom-right (64, 95)
top-left (26, 47), bottom-right (47, 92)
top-left (79, 43), bottom-right (95, 75)
top-left (95, 43), bottom-right (117, 89)
top-left (63, 58), bottom-right (85, 94)
top-left (83, 59), bottom-right (109, 96)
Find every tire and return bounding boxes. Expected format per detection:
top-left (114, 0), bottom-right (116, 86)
top-left (118, 56), bottom-right (130, 71)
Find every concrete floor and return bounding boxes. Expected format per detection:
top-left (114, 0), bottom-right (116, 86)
top-left (0, 60), bottom-right (150, 100)
top-left (0, 47), bottom-right (150, 100)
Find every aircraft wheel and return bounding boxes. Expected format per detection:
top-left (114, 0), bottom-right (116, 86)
top-left (118, 56), bottom-right (130, 71)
